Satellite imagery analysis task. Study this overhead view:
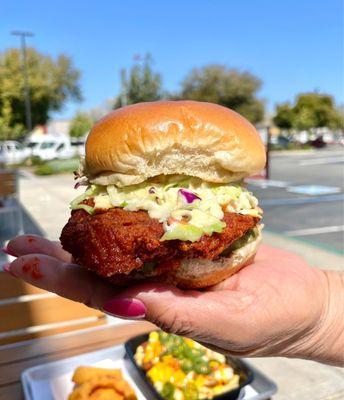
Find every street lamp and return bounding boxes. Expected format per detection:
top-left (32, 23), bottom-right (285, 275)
top-left (11, 31), bottom-right (34, 133)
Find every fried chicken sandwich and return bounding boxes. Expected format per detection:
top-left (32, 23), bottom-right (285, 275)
top-left (60, 101), bottom-right (266, 288)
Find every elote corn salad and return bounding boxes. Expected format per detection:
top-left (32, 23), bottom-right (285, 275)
top-left (134, 331), bottom-right (240, 400)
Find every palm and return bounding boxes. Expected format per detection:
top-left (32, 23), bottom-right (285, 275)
top-left (198, 245), bottom-right (324, 356)
top-left (7, 236), bottom-right (324, 358)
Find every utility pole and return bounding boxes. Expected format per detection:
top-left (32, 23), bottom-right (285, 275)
top-left (120, 68), bottom-right (127, 106)
top-left (265, 125), bottom-right (271, 180)
top-left (11, 31), bottom-right (34, 133)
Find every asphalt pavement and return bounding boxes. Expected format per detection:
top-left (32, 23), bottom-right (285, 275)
top-left (248, 147), bottom-right (344, 253)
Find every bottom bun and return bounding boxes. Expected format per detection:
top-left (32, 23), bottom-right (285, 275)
top-left (108, 228), bottom-right (262, 289)
top-left (169, 228), bottom-right (262, 289)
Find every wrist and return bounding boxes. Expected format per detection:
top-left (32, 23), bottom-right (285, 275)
top-left (297, 270), bottom-right (344, 366)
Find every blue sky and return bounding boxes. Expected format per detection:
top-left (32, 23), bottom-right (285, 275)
top-left (2, 0), bottom-right (343, 119)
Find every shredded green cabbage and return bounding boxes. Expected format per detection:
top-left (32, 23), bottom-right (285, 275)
top-left (72, 204), bottom-right (94, 214)
top-left (70, 176), bottom-right (262, 242)
top-left (161, 224), bottom-right (204, 242)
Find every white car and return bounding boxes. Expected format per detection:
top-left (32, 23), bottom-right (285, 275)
top-left (71, 137), bottom-right (86, 157)
top-left (30, 139), bottom-right (75, 161)
top-left (0, 141), bottom-right (30, 165)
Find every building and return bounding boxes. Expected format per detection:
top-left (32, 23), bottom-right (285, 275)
top-left (27, 120), bottom-right (71, 142)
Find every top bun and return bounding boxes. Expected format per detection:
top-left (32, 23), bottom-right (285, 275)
top-left (84, 101), bottom-right (266, 186)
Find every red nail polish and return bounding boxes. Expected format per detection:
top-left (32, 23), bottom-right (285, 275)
top-left (1, 247), bottom-right (17, 257)
top-left (102, 298), bottom-right (146, 319)
top-left (3, 263), bottom-right (17, 277)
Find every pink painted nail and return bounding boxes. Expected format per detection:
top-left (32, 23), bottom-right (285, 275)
top-left (1, 247), bottom-right (17, 257)
top-left (2, 263), bottom-right (17, 277)
top-left (102, 298), bottom-right (146, 319)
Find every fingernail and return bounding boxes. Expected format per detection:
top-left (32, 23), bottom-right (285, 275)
top-left (1, 247), bottom-right (17, 257)
top-left (2, 263), bottom-right (17, 277)
top-left (102, 298), bottom-right (146, 319)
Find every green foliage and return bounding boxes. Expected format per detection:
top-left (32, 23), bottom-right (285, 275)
top-left (69, 112), bottom-right (94, 138)
top-left (0, 48), bottom-right (82, 138)
top-left (0, 97), bottom-right (25, 140)
top-left (274, 93), bottom-right (343, 131)
top-left (293, 93), bottom-right (343, 130)
top-left (270, 142), bottom-right (311, 151)
top-left (34, 158), bottom-right (79, 175)
top-left (34, 164), bottom-right (55, 175)
top-left (273, 103), bottom-right (295, 130)
top-left (115, 54), bottom-right (163, 108)
top-left (178, 65), bottom-right (265, 123)
top-left (25, 155), bottom-right (45, 166)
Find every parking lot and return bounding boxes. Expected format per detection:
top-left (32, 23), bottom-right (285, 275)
top-left (248, 147), bottom-right (344, 253)
top-left (0, 148), bottom-right (343, 400)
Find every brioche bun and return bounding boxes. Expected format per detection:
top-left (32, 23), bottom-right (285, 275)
top-left (84, 101), bottom-right (266, 187)
top-left (173, 228), bottom-right (261, 288)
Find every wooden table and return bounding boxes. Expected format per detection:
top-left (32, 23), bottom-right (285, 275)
top-left (0, 321), bottom-right (155, 400)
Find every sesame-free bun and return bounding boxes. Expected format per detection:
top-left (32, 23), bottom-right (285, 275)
top-left (84, 101), bottom-right (266, 187)
top-left (172, 228), bottom-right (261, 288)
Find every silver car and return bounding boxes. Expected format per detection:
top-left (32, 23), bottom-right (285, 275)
top-left (0, 141), bottom-right (31, 165)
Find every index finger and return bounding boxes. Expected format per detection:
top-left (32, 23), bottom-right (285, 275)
top-left (8, 253), bottom-right (116, 310)
top-left (7, 235), bottom-right (72, 263)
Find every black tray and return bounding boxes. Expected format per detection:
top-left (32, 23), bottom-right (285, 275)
top-left (125, 332), bottom-right (254, 400)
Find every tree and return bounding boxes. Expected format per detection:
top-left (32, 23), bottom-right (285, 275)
top-left (293, 93), bottom-right (343, 130)
top-left (0, 97), bottom-right (25, 140)
top-left (0, 48), bottom-right (82, 139)
top-left (115, 54), bottom-right (163, 108)
top-left (274, 93), bottom-right (343, 132)
top-left (178, 65), bottom-right (265, 123)
top-left (273, 103), bottom-right (295, 131)
top-left (69, 112), bottom-right (94, 138)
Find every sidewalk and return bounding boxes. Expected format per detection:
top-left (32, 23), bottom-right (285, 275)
top-left (18, 172), bottom-right (344, 400)
top-left (19, 172), bottom-right (78, 241)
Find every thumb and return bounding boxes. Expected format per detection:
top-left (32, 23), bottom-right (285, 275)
top-left (102, 283), bottom-right (210, 336)
top-left (101, 283), bottom-right (253, 344)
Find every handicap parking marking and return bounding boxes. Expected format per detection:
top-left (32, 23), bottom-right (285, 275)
top-left (287, 185), bottom-right (342, 196)
top-left (260, 193), bottom-right (344, 206)
top-left (247, 180), bottom-right (343, 206)
top-left (246, 179), bottom-right (290, 188)
top-left (248, 180), bottom-right (342, 196)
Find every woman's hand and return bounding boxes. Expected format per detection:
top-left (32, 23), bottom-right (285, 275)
top-left (4, 234), bottom-right (344, 366)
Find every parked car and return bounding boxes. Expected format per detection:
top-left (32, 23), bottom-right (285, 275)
top-left (277, 135), bottom-right (291, 147)
top-left (309, 136), bottom-right (327, 148)
top-left (269, 135), bottom-right (291, 149)
top-left (26, 141), bottom-right (40, 154)
top-left (0, 141), bottom-right (31, 165)
top-left (70, 136), bottom-right (87, 157)
top-left (28, 137), bottom-right (75, 160)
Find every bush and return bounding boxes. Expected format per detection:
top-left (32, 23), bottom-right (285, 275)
top-left (25, 156), bottom-right (44, 166)
top-left (270, 143), bottom-right (311, 151)
top-left (34, 164), bottom-right (55, 175)
top-left (34, 158), bottom-right (80, 176)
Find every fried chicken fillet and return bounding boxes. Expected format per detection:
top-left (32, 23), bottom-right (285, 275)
top-left (60, 206), bottom-right (259, 284)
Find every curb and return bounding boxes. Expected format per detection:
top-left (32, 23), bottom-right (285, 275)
top-left (262, 229), bottom-right (343, 271)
